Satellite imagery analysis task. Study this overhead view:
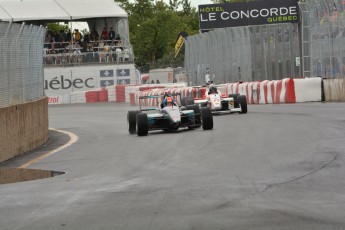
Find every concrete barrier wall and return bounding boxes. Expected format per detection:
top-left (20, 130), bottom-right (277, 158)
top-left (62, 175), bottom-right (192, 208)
top-left (0, 97), bottom-right (48, 162)
top-left (130, 78), bottom-right (323, 106)
top-left (52, 78), bottom-right (345, 106)
top-left (323, 78), bottom-right (345, 102)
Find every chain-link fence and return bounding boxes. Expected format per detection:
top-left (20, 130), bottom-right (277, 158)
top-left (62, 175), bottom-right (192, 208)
top-left (0, 22), bottom-right (46, 108)
top-left (185, 0), bottom-right (345, 86)
top-left (300, 0), bottom-right (345, 78)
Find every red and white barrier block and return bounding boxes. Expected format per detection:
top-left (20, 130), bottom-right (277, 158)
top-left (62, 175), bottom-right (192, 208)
top-left (51, 78), bottom-right (322, 105)
top-left (226, 78), bottom-right (321, 104)
top-left (130, 87), bottom-right (203, 106)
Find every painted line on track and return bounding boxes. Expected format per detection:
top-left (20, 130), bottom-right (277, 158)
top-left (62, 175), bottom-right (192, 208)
top-left (18, 128), bottom-right (78, 169)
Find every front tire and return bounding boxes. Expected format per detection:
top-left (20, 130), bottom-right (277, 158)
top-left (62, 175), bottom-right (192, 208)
top-left (201, 107), bottom-right (213, 130)
top-left (127, 111), bottom-right (140, 134)
top-left (238, 95), bottom-right (247, 114)
top-left (137, 113), bottom-right (148, 136)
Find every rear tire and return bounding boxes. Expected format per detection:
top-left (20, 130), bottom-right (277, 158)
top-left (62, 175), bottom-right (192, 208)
top-left (201, 107), bottom-right (213, 130)
top-left (127, 111), bottom-right (140, 134)
top-left (238, 95), bottom-right (247, 114)
top-left (186, 104), bottom-right (201, 126)
top-left (229, 94), bottom-right (240, 108)
top-left (136, 113), bottom-right (148, 136)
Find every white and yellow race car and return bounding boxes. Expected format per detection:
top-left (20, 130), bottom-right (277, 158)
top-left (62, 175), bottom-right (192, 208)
top-left (183, 85), bottom-right (247, 115)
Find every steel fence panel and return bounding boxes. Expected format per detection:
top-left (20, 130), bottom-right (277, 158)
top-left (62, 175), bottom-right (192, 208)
top-left (0, 22), bottom-right (45, 108)
top-left (185, 0), bottom-right (345, 84)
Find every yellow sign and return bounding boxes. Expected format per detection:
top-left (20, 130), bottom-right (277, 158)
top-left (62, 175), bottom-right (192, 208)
top-left (174, 35), bottom-right (184, 58)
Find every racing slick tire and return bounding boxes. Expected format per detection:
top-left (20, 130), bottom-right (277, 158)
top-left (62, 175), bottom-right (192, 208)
top-left (186, 104), bottom-right (201, 127)
top-left (229, 94), bottom-right (240, 108)
top-left (136, 113), bottom-right (148, 136)
top-left (127, 110), bottom-right (141, 134)
top-left (181, 96), bottom-right (194, 106)
top-left (201, 107), bottom-right (213, 130)
top-left (238, 95), bottom-right (248, 114)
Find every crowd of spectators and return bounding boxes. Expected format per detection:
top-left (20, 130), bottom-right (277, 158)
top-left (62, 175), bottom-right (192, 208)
top-left (44, 26), bottom-right (129, 65)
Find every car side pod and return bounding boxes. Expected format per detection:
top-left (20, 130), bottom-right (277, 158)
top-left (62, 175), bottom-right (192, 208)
top-left (201, 107), bottom-right (213, 130)
top-left (136, 113), bottom-right (148, 136)
top-left (127, 110), bottom-right (141, 134)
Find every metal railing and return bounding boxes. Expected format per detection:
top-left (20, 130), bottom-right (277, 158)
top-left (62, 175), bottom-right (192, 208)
top-left (0, 22), bottom-right (46, 108)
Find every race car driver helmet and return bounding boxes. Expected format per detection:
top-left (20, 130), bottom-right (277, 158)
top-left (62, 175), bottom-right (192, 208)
top-left (166, 96), bottom-right (173, 106)
top-left (209, 86), bottom-right (218, 94)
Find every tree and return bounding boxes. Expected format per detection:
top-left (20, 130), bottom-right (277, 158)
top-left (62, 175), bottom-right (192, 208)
top-left (115, 0), bottom-right (199, 69)
top-left (46, 23), bottom-right (68, 34)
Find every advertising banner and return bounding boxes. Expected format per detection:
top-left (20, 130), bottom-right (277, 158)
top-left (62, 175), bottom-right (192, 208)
top-left (174, 31), bottom-right (188, 58)
top-left (44, 64), bottom-right (135, 100)
top-left (198, 0), bottom-right (299, 31)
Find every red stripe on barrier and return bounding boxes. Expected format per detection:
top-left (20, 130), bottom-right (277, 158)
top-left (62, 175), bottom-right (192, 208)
top-left (263, 81), bottom-right (269, 104)
top-left (99, 88), bottom-right (108, 102)
top-left (86, 91), bottom-right (99, 103)
top-left (270, 82), bottom-right (276, 103)
top-left (129, 93), bottom-right (136, 106)
top-left (199, 88), bottom-right (206, 98)
top-left (275, 80), bottom-right (283, 104)
top-left (139, 86), bottom-right (165, 91)
top-left (116, 85), bottom-right (126, 102)
top-left (285, 78), bottom-right (296, 103)
top-left (250, 83), bottom-right (255, 104)
top-left (235, 83), bottom-right (239, 94)
top-left (256, 82), bottom-right (261, 104)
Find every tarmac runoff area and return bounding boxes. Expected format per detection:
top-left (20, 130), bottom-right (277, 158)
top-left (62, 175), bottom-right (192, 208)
top-left (0, 129), bottom-right (76, 184)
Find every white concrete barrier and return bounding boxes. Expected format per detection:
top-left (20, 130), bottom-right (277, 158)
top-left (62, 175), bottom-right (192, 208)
top-left (48, 78), bottom-right (325, 105)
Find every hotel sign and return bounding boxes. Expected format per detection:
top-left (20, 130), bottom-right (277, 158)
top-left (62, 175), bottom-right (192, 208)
top-left (198, 0), bottom-right (299, 30)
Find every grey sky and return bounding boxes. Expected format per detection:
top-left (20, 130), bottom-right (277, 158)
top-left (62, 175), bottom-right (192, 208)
top-left (189, 0), bottom-right (213, 8)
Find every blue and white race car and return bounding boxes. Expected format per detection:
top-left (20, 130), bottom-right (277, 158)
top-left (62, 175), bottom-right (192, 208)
top-left (127, 93), bottom-right (213, 136)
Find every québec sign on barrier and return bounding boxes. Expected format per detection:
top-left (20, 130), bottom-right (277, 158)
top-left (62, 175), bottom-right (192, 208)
top-left (198, 0), bottom-right (299, 31)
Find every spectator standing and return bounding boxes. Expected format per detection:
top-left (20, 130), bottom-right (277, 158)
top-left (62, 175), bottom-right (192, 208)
top-left (108, 27), bottom-right (115, 40)
top-left (115, 34), bottom-right (121, 47)
top-left (205, 68), bottom-right (211, 85)
top-left (59, 29), bottom-right (67, 41)
top-left (52, 31), bottom-right (60, 43)
top-left (73, 29), bottom-right (82, 42)
top-left (66, 29), bottom-right (72, 42)
top-left (45, 30), bottom-right (52, 43)
top-left (101, 27), bottom-right (108, 40)
top-left (90, 28), bottom-right (99, 41)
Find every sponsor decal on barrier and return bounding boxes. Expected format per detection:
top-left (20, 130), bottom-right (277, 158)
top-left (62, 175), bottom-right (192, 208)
top-left (116, 69), bottom-right (130, 76)
top-left (100, 80), bottom-right (114, 87)
top-left (100, 70), bottom-right (114, 77)
top-left (117, 79), bottom-right (130, 85)
top-left (44, 75), bottom-right (95, 90)
top-left (48, 96), bottom-right (60, 104)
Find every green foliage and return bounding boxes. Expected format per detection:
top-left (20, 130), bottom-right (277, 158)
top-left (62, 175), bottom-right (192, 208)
top-left (115, 0), bottom-right (198, 69)
top-left (46, 23), bottom-right (68, 33)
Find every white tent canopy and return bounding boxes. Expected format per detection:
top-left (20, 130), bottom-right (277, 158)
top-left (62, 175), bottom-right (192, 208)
top-left (0, 0), bottom-right (127, 22)
top-left (0, 0), bottom-right (130, 43)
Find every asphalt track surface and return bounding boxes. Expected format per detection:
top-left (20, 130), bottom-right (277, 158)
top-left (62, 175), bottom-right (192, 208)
top-left (1, 102), bottom-right (345, 230)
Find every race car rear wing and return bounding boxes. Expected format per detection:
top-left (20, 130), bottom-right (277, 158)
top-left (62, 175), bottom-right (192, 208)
top-left (138, 93), bottom-right (182, 111)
